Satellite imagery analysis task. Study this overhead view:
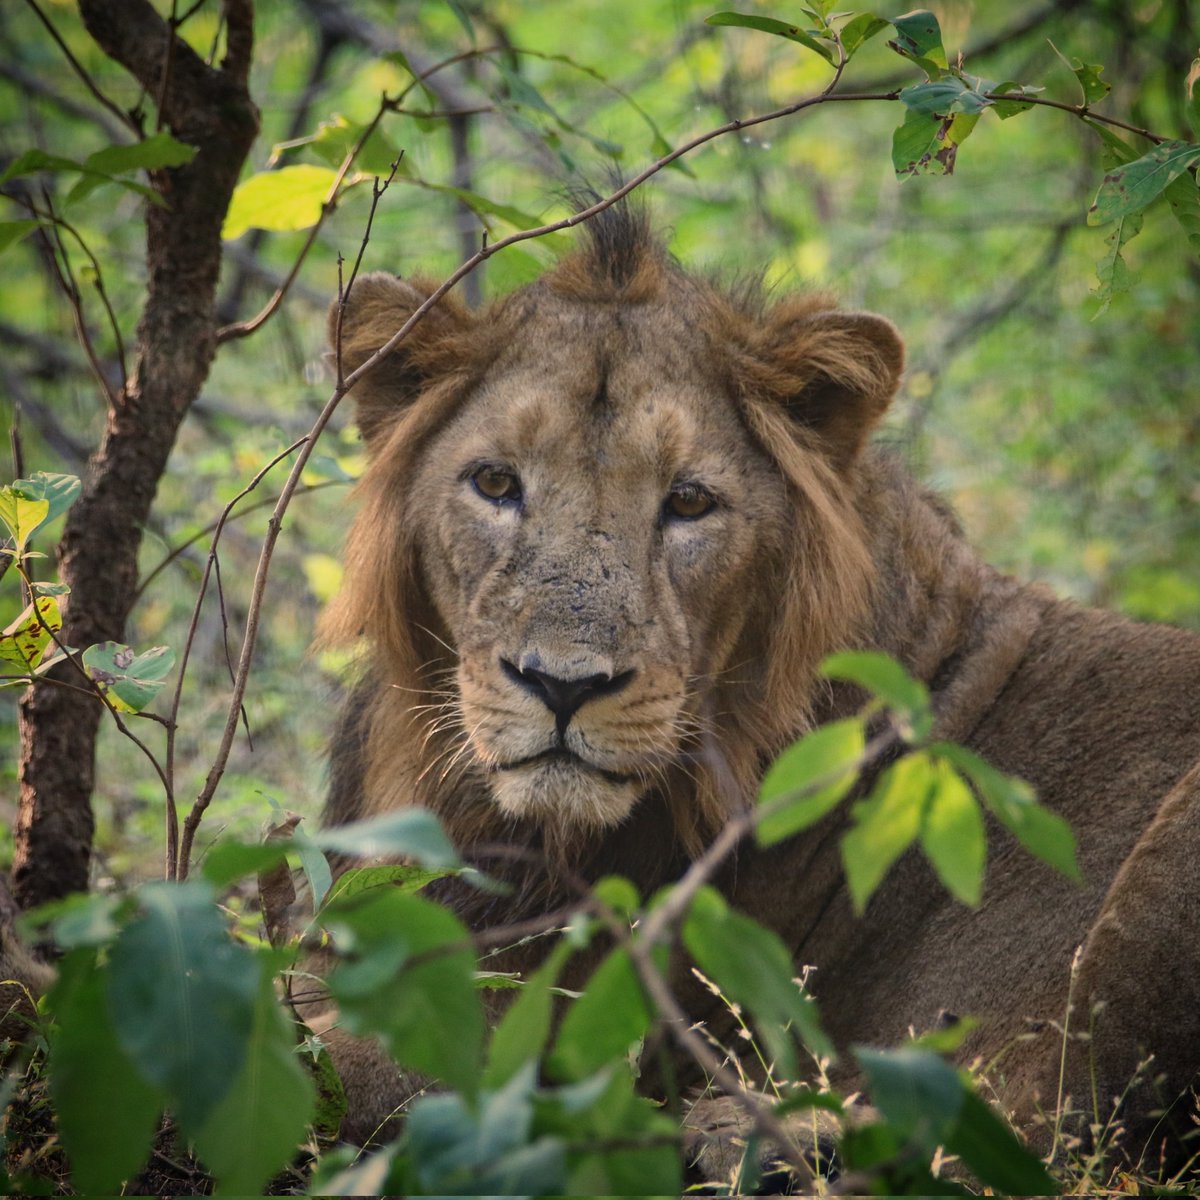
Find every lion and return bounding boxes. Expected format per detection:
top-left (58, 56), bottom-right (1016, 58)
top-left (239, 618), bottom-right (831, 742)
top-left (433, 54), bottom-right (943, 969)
top-left (315, 208), bottom-right (1200, 1173)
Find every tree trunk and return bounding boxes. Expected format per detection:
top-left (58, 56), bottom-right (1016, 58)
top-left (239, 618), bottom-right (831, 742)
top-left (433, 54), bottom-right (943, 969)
top-left (13, 0), bottom-right (259, 908)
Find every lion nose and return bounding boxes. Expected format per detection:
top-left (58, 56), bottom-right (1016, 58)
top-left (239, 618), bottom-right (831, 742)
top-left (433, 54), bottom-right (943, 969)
top-left (500, 657), bottom-right (634, 730)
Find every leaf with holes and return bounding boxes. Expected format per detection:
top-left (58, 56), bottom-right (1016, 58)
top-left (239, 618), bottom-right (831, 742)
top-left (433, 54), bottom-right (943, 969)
top-left (892, 108), bottom-right (980, 179)
top-left (0, 596), bottom-right (62, 674)
top-left (82, 642), bottom-right (175, 713)
top-left (887, 10), bottom-right (947, 75)
top-left (1089, 139), bottom-right (1200, 225)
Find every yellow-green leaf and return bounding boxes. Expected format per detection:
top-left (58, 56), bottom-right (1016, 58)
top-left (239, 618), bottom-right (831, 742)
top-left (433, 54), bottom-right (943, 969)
top-left (223, 165), bottom-right (339, 240)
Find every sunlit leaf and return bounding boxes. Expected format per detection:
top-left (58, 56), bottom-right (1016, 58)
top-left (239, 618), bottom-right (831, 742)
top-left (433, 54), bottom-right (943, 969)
top-left (756, 717), bottom-right (865, 845)
top-left (919, 758), bottom-right (986, 906)
top-left (933, 742), bottom-right (1080, 882)
top-left (841, 751), bottom-right (933, 912)
top-left (705, 12), bottom-right (835, 65)
top-left (1088, 140), bottom-right (1200, 225)
top-left (0, 595), bottom-right (61, 673)
top-left (0, 490), bottom-right (49, 555)
top-left (81, 642), bottom-right (175, 713)
top-left (821, 650), bottom-right (932, 740)
top-left (222, 165), bottom-right (340, 239)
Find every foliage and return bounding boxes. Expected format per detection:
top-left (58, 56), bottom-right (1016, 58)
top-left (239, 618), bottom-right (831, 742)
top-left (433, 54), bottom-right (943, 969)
top-left (2, 0), bottom-right (1199, 1195)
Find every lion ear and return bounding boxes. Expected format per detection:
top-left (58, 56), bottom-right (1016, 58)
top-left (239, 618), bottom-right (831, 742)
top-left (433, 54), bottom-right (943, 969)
top-left (771, 308), bottom-right (905, 468)
top-left (327, 272), bottom-right (472, 444)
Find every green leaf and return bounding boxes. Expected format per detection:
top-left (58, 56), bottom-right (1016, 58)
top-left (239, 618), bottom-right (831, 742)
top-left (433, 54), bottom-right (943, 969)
top-left (683, 886), bottom-right (831, 1073)
top-left (821, 650), bottom-right (932, 740)
top-left (887, 10), bottom-right (948, 75)
top-left (919, 758), bottom-right (986, 906)
top-left (1091, 209), bottom-right (1144, 316)
top-left (547, 1068), bottom-right (680, 1194)
top-left (756, 717), bottom-right (865, 846)
top-left (442, 0), bottom-right (476, 40)
top-left (312, 807), bottom-right (460, 868)
top-left (494, 61), bottom-right (622, 155)
top-left (0, 596), bottom-right (62, 673)
top-left (325, 889), bottom-right (483, 1095)
top-left (485, 941), bottom-right (572, 1088)
top-left (322, 864), bottom-right (458, 909)
top-left (10, 472), bottom-right (81, 527)
top-left (1071, 60), bottom-right (1110, 106)
top-left (222, 165), bottom-right (339, 240)
top-left (83, 132), bottom-right (197, 175)
top-left (944, 1089), bottom-right (1058, 1194)
top-left (40, 891), bottom-right (124, 949)
top-left (704, 12), bottom-right (836, 65)
top-left (841, 751), bottom-right (933, 913)
top-left (899, 78), bottom-right (991, 116)
top-left (839, 13), bottom-right (889, 57)
top-left (0, 148), bottom-right (84, 185)
top-left (300, 115), bottom-right (402, 178)
top-left (549, 946), bottom-right (654, 1080)
top-left (1088, 140), bottom-right (1200, 226)
top-left (0, 220), bottom-right (39, 258)
top-left (106, 882), bottom-right (260, 1130)
top-left (892, 108), bottom-right (980, 179)
top-left (856, 1046), bottom-right (964, 1148)
top-left (1165, 172), bottom-right (1200, 262)
top-left (81, 642), bottom-right (175, 713)
top-left (201, 840), bottom-right (291, 888)
top-left (192, 966), bottom-right (316, 1196)
top-left (933, 742), bottom-right (1080, 882)
top-left (48, 949), bottom-right (163, 1194)
top-left (989, 79), bottom-right (1041, 120)
top-left (0, 490), bottom-right (49, 555)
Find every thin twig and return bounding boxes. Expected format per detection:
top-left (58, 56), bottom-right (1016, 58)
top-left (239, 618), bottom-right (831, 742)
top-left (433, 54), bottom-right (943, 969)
top-left (214, 43), bottom-right (504, 344)
top-left (133, 480), bottom-right (342, 602)
top-left (172, 438), bottom-right (308, 879)
top-left (24, 0), bottom-right (142, 135)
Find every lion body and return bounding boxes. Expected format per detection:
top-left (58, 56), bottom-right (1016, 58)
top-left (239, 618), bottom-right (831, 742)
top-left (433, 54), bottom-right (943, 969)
top-left (319, 212), bottom-right (1200, 1160)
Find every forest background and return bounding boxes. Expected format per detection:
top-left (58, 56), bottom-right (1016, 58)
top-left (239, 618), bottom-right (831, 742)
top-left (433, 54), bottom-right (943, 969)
top-left (3, 0), bottom-right (1198, 885)
top-left (0, 0), bottom-right (1198, 1193)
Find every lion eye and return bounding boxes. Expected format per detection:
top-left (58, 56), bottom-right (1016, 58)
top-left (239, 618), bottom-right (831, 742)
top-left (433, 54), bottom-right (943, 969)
top-left (471, 465), bottom-right (522, 504)
top-left (665, 483), bottom-right (715, 520)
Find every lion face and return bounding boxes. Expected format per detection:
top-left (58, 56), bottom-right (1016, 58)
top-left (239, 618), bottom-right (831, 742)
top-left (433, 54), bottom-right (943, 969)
top-left (409, 300), bottom-right (790, 829)
top-left (323, 213), bottom-right (903, 845)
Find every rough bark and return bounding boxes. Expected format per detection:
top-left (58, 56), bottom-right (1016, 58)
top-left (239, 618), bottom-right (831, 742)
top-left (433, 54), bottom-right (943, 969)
top-left (14, 0), bottom-right (259, 908)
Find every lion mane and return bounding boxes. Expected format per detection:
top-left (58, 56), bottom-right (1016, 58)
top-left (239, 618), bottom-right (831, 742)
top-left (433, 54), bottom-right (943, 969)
top-left (317, 209), bottom-right (1200, 1162)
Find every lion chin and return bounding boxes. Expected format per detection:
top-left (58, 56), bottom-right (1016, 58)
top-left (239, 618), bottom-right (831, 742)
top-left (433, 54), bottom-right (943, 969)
top-left (488, 752), bottom-right (642, 830)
